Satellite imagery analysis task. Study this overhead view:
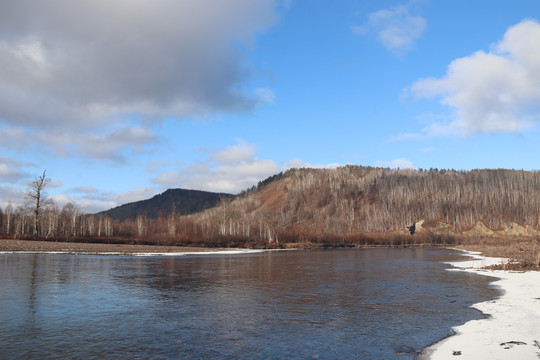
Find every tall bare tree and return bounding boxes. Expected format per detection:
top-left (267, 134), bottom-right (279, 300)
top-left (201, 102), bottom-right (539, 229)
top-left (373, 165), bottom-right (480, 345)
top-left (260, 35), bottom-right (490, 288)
top-left (26, 170), bottom-right (51, 238)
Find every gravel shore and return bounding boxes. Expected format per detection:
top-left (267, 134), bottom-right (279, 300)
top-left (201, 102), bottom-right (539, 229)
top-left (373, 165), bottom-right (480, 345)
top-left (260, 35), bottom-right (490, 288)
top-left (0, 239), bottom-right (229, 255)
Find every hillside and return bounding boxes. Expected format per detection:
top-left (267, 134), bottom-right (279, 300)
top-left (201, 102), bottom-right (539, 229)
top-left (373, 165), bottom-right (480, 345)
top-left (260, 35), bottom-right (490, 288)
top-left (187, 166), bottom-right (540, 243)
top-left (13, 165), bottom-right (539, 248)
top-left (98, 188), bottom-right (234, 221)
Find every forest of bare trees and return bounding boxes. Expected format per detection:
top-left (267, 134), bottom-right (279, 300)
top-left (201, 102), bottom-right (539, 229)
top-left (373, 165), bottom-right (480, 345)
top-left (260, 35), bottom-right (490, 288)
top-left (1, 166), bottom-right (539, 247)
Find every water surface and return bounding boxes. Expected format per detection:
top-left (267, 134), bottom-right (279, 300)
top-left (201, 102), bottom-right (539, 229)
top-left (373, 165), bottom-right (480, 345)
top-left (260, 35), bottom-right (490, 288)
top-left (0, 248), bottom-right (498, 359)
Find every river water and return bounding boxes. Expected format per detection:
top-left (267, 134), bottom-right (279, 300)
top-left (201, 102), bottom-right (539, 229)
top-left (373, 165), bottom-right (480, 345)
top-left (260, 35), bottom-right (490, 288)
top-left (0, 248), bottom-right (498, 359)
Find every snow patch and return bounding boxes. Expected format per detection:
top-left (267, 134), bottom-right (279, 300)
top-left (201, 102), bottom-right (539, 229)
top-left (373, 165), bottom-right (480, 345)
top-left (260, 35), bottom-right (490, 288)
top-left (420, 249), bottom-right (540, 359)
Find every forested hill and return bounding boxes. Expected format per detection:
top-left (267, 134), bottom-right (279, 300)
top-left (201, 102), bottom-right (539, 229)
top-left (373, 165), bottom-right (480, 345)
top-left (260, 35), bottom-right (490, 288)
top-left (98, 188), bottom-right (234, 221)
top-left (187, 166), bottom-right (540, 242)
top-left (85, 166), bottom-right (540, 245)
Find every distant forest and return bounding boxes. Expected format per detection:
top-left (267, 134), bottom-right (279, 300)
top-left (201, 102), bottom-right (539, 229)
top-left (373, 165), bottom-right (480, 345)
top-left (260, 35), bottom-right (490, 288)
top-left (1, 166), bottom-right (539, 247)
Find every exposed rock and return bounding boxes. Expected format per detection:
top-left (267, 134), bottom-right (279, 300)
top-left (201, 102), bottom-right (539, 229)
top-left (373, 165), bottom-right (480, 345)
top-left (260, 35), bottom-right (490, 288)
top-left (421, 220), bottom-right (456, 235)
top-left (525, 225), bottom-right (539, 236)
top-left (463, 221), bottom-right (496, 237)
top-left (437, 222), bottom-right (456, 234)
top-left (404, 219), bottom-right (424, 234)
top-left (502, 222), bottom-right (528, 236)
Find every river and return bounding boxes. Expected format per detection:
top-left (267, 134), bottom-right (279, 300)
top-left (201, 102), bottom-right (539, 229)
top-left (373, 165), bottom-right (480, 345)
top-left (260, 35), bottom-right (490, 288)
top-left (0, 248), bottom-right (498, 359)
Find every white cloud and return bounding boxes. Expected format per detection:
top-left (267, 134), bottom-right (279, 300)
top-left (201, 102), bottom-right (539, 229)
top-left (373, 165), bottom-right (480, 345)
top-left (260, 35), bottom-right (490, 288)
top-left (48, 180), bottom-right (63, 188)
top-left (155, 140), bottom-right (280, 193)
top-left (0, 157), bottom-right (32, 184)
top-left (0, 186), bottom-right (25, 209)
top-left (111, 187), bottom-right (159, 206)
top-left (255, 88), bottom-right (276, 104)
top-left (353, 1), bottom-right (426, 54)
top-left (64, 186), bottom-right (160, 213)
top-left (0, 125), bottom-right (159, 162)
top-left (73, 186), bottom-right (99, 194)
top-left (50, 194), bottom-right (75, 210)
top-left (410, 19), bottom-right (540, 135)
top-left (0, 1), bottom-right (278, 130)
top-left (283, 159), bottom-right (341, 170)
top-left (209, 141), bottom-right (257, 165)
top-left (377, 158), bottom-right (414, 169)
top-left (391, 158), bottom-right (414, 169)
top-left (155, 153), bottom-right (343, 194)
top-left (78, 126), bottom-right (159, 162)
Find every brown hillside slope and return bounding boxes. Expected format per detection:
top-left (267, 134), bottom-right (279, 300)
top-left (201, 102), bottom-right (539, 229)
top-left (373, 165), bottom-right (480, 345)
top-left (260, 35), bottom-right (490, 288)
top-left (188, 166), bottom-right (540, 243)
top-left (256, 177), bottom-right (291, 211)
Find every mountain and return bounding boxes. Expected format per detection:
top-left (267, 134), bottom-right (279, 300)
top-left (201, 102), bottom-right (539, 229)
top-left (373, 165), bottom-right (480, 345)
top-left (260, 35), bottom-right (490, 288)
top-left (69, 166), bottom-right (540, 248)
top-left (187, 166), bottom-right (540, 242)
top-left (98, 188), bottom-right (235, 221)
top-left (8, 166), bottom-right (539, 249)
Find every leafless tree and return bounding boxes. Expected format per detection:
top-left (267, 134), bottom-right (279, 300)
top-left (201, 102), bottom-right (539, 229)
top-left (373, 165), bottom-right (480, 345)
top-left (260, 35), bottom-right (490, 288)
top-left (25, 170), bottom-right (51, 238)
top-left (4, 202), bottom-right (12, 235)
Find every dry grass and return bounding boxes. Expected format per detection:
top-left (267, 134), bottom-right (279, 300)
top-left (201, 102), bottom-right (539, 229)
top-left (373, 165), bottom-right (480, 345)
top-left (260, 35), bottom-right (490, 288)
top-left (456, 237), bottom-right (540, 271)
top-left (0, 239), bottom-right (232, 254)
top-left (255, 177), bottom-right (291, 211)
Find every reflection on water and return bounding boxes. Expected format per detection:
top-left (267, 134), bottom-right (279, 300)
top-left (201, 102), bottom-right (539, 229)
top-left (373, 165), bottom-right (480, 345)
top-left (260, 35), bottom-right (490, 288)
top-left (0, 248), bottom-right (497, 359)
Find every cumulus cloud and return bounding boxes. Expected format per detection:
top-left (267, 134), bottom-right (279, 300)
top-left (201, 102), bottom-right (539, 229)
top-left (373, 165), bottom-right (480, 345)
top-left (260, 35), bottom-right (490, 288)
top-left (283, 159), bottom-right (341, 170)
top-left (48, 180), bottom-right (63, 189)
top-left (0, 186), bottom-right (25, 209)
top-left (155, 140), bottom-right (280, 193)
top-left (255, 88), bottom-right (276, 104)
top-left (410, 19), bottom-right (540, 135)
top-left (0, 0), bottom-right (277, 131)
top-left (0, 125), bottom-right (159, 162)
top-left (391, 158), bottom-right (414, 169)
top-left (111, 187), bottom-right (160, 206)
top-left (377, 158), bottom-right (414, 169)
top-left (64, 186), bottom-right (160, 213)
top-left (47, 192), bottom-right (112, 214)
top-left (209, 141), bottom-right (258, 165)
top-left (353, 1), bottom-right (426, 53)
top-left (78, 126), bottom-right (160, 162)
top-left (0, 157), bottom-right (32, 184)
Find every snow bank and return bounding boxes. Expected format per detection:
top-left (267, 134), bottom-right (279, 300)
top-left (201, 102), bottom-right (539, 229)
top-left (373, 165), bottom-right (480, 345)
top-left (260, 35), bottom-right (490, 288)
top-left (0, 249), bottom-right (269, 256)
top-left (132, 249), bottom-right (269, 256)
top-left (420, 250), bottom-right (540, 359)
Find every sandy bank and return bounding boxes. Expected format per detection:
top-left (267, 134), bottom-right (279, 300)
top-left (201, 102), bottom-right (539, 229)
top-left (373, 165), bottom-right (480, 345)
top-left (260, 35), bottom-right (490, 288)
top-left (419, 250), bottom-right (540, 360)
top-left (0, 239), bottom-right (266, 256)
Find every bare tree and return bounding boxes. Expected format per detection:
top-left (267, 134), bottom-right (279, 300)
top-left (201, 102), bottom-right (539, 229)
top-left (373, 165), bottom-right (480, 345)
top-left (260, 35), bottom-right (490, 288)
top-left (4, 202), bottom-right (13, 235)
top-left (25, 170), bottom-right (51, 238)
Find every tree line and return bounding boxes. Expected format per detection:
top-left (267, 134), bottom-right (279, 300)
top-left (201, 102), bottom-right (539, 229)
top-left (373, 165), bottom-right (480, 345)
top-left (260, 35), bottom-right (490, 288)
top-left (2, 166), bottom-right (539, 247)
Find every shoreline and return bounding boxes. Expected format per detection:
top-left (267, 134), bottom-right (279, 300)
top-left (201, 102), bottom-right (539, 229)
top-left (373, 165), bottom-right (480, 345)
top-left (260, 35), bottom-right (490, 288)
top-left (418, 249), bottom-right (540, 360)
top-left (0, 239), bottom-right (268, 256)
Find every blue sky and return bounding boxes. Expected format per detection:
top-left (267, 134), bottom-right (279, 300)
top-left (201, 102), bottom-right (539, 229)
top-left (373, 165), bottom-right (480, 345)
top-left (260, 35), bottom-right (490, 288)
top-left (1, 0), bottom-right (539, 212)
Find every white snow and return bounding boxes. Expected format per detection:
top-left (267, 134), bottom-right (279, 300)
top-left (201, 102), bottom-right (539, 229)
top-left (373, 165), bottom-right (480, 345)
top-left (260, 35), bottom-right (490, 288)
top-left (132, 249), bottom-right (269, 256)
top-left (420, 250), bottom-right (540, 360)
top-left (0, 249), bottom-right (270, 256)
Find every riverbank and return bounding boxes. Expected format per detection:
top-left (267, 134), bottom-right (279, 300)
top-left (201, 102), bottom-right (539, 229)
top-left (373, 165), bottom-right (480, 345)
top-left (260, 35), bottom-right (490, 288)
top-left (0, 239), bottom-right (259, 255)
top-left (419, 249), bottom-right (540, 360)
top-left (457, 239), bottom-right (539, 271)
top-left (2, 239), bottom-right (539, 265)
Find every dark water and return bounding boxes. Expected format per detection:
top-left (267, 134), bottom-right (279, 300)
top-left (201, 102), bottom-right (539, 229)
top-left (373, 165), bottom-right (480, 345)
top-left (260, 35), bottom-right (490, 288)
top-left (0, 248), bottom-right (498, 359)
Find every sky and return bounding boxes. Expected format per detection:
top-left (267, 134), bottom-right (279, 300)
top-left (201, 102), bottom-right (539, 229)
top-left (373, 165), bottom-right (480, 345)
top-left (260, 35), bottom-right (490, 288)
top-left (1, 0), bottom-right (539, 213)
